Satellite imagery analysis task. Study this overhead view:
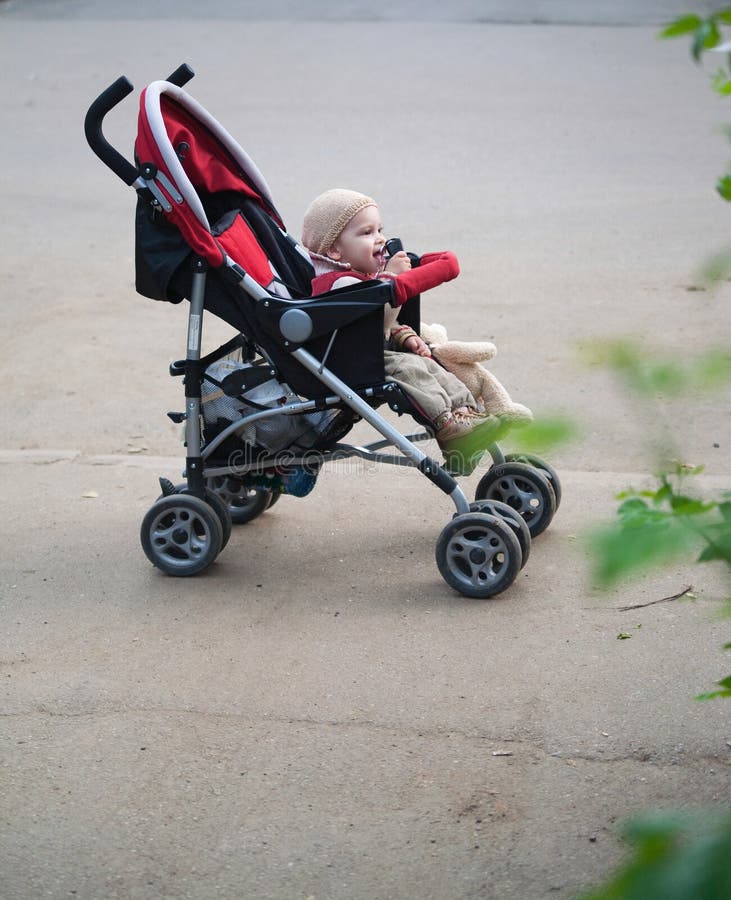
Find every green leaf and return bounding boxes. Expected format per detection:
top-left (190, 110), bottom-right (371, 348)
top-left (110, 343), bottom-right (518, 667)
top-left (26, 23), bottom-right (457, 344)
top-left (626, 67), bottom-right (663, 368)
top-left (692, 20), bottom-right (721, 61)
top-left (717, 175), bottom-right (731, 201)
top-left (589, 515), bottom-right (697, 588)
top-left (648, 362), bottom-right (687, 393)
top-left (669, 495), bottom-right (715, 516)
top-left (503, 415), bottom-right (577, 455)
top-left (698, 247), bottom-right (731, 284)
top-left (698, 544), bottom-right (730, 563)
top-left (706, 18), bottom-right (722, 48)
top-left (710, 65), bottom-right (731, 96)
top-left (578, 810), bottom-right (731, 899)
top-left (617, 497), bottom-right (649, 517)
top-left (717, 10), bottom-right (731, 25)
top-left (581, 338), bottom-right (731, 397)
top-left (694, 349), bottom-right (731, 390)
top-left (696, 689), bottom-right (731, 699)
top-left (696, 520), bottom-right (731, 565)
top-left (695, 675), bottom-right (731, 700)
top-left (659, 14), bottom-right (702, 38)
top-left (667, 462), bottom-right (705, 479)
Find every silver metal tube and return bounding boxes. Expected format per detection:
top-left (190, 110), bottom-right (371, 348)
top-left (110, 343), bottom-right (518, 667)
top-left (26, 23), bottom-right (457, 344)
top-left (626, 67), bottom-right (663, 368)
top-left (293, 348), bottom-right (427, 464)
top-left (202, 399), bottom-right (324, 459)
top-left (291, 347), bottom-right (471, 515)
top-left (184, 267), bottom-right (207, 457)
top-left (186, 268), bottom-right (206, 361)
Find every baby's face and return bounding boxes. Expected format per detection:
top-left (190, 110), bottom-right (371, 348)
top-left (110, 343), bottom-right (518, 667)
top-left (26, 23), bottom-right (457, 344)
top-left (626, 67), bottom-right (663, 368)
top-left (329, 205), bottom-right (386, 275)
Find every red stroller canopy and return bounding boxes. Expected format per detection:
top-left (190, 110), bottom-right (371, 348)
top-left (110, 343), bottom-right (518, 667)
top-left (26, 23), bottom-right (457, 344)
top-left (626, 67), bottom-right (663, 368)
top-left (135, 81), bottom-right (281, 286)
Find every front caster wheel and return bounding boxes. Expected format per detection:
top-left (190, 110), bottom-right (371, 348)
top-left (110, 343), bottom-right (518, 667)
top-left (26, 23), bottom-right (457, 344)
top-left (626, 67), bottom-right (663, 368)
top-left (469, 499), bottom-right (531, 569)
top-left (475, 461), bottom-right (556, 538)
top-left (205, 475), bottom-right (275, 525)
top-left (159, 481), bottom-right (232, 549)
top-left (436, 513), bottom-right (522, 599)
top-left (141, 494), bottom-right (223, 576)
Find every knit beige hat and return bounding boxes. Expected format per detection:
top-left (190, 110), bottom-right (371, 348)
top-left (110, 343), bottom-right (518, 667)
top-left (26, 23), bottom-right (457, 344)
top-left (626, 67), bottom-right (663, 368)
top-left (301, 188), bottom-right (377, 256)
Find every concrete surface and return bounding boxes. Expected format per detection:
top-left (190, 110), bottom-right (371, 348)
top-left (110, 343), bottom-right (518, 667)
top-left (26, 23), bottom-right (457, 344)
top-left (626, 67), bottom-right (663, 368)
top-left (0, 0), bottom-right (722, 25)
top-left (1, 2), bottom-right (730, 899)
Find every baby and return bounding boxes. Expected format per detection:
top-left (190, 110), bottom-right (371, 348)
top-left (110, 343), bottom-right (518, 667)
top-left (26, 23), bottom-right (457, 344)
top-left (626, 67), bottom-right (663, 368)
top-left (301, 188), bottom-right (502, 474)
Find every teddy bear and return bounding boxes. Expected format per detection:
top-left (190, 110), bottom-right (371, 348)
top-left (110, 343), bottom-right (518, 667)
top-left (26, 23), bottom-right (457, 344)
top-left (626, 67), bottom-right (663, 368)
top-left (419, 322), bottom-right (533, 423)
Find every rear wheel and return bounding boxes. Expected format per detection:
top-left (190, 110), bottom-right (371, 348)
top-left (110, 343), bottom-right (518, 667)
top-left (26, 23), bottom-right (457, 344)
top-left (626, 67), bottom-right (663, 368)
top-left (205, 475), bottom-right (275, 524)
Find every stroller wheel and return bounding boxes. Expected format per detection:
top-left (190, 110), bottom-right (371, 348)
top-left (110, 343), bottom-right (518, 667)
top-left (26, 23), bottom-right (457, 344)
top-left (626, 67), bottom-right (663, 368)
top-left (141, 494), bottom-right (223, 576)
top-left (474, 462), bottom-right (556, 538)
top-left (504, 453), bottom-right (562, 509)
top-left (161, 483), bottom-right (232, 549)
top-left (201, 488), bottom-right (233, 549)
top-left (205, 475), bottom-right (274, 525)
top-left (469, 499), bottom-right (531, 569)
top-left (436, 513), bottom-right (522, 599)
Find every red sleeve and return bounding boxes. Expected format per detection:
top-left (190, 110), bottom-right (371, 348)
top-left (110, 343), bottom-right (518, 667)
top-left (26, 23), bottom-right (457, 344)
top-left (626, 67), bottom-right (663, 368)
top-left (390, 251), bottom-right (460, 306)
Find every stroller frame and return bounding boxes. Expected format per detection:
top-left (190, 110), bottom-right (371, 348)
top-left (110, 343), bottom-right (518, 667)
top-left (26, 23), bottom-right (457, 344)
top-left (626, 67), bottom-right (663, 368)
top-left (181, 255), bottom-right (489, 509)
top-left (85, 64), bottom-right (559, 598)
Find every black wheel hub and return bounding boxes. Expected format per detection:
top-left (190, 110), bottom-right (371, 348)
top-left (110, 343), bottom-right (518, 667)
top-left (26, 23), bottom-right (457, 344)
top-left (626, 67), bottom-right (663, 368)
top-left (470, 548), bottom-right (487, 565)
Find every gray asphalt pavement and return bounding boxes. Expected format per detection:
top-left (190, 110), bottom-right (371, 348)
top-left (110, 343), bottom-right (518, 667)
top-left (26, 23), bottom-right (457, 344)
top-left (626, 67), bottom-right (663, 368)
top-left (1, 3), bottom-right (730, 899)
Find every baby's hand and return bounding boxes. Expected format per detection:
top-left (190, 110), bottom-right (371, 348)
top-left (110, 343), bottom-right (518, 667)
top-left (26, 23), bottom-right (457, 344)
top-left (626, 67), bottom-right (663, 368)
top-left (384, 250), bottom-right (411, 275)
top-left (404, 335), bottom-right (431, 357)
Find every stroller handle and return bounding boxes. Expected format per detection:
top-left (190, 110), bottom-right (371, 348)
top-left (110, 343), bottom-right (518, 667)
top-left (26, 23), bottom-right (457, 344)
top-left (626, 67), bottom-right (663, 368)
top-left (84, 64), bottom-right (195, 186)
top-left (84, 76), bottom-right (139, 185)
top-left (165, 63), bottom-right (195, 88)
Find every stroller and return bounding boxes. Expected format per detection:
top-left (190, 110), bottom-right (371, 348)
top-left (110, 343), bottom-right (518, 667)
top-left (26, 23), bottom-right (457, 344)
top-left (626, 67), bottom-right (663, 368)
top-left (84, 64), bottom-right (561, 599)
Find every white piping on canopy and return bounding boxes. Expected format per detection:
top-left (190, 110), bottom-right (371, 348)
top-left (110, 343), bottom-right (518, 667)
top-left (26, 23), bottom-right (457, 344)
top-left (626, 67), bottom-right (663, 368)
top-left (143, 80), bottom-right (277, 233)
